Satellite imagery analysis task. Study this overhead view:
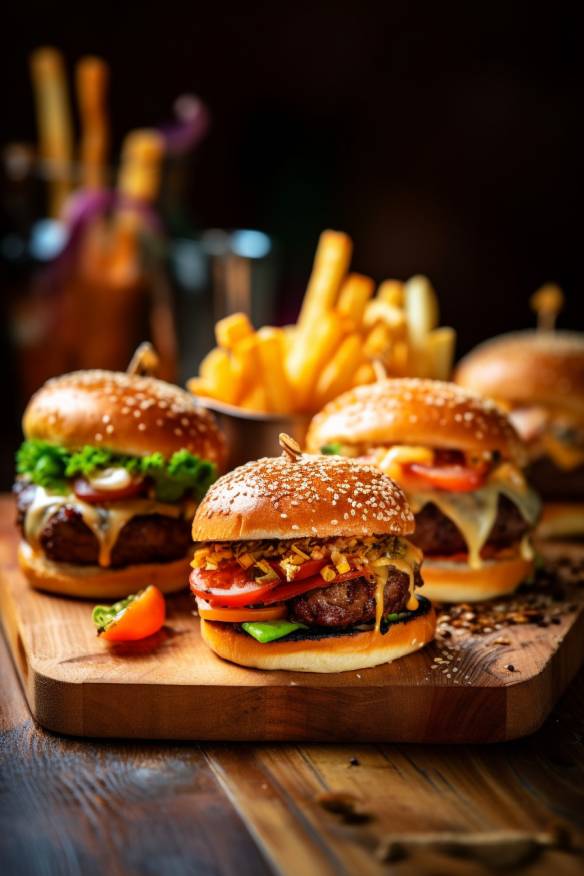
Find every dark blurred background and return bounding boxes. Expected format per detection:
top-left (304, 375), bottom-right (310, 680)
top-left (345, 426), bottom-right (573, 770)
top-left (1, 2), bottom-right (582, 485)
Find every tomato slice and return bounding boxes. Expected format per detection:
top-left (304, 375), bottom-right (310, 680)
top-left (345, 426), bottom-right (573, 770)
top-left (189, 566), bottom-right (280, 607)
top-left (269, 557), bottom-right (326, 581)
top-left (402, 463), bottom-right (487, 493)
top-left (260, 568), bottom-right (365, 605)
top-left (196, 599), bottom-right (287, 622)
top-left (288, 558), bottom-right (327, 580)
top-left (74, 477), bottom-right (146, 504)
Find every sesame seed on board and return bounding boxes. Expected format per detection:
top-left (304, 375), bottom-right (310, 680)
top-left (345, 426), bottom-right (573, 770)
top-left (426, 554), bottom-right (584, 685)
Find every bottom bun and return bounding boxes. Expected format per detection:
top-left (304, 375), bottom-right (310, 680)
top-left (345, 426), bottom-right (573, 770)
top-left (200, 597), bottom-right (436, 673)
top-left (537, 502), bottom-right (584, 540)
top-left (18, 541), bottom-right (189, 599)
top-left (421, 556), bottom-right (534, 604)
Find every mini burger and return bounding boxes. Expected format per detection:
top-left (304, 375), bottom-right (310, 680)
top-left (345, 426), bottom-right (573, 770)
top-left (306, 379), bottom-right (541, 603)
top-left (15, 369), bottom-right (226, 598)
top-left (456, 330), bottom-right (584, 539)
top-left (190, 434), bottom-right (434, 672)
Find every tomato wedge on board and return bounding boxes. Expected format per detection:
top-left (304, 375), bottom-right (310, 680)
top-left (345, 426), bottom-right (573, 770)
top-left (259, 568), bottom-right (365, 605)
top-left (401, 463), bottom-right (487, 493)
top-left (189, 566), bottom-right (280, 607)
top-left (94, 585), bottom-right (166, 642)
top-left (74, 477), bottom-right (146, 504)
top-left (196, 600), bottom-right (287, 622)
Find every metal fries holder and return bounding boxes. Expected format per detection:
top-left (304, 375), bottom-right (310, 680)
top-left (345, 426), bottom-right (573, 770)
top-left (196, 398), bottom-right (311, 469)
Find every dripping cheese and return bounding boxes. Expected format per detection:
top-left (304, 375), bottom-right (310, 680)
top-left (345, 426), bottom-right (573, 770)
top-left (373, 565), bottom-right (389, 632)
top-left (24, 487), bottom-right (187, 568)
top-left (408, 476), bottom-right (541, 569)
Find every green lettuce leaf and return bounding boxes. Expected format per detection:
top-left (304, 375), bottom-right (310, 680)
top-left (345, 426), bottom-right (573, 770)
top-left (16, 439), bottom-right (216, 502)
top-left (16, 440), bottom-right (69, 492)
top-left (320, 442), bottom-right (342, 455)
top-left (241, 620), bottom-right (307, 643)
top-left (92, 591), bottom-right (141, 633)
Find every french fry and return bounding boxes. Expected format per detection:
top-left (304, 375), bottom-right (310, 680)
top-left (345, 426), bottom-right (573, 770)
top-left (377, 280), bottom-right (404, 308)
top-left (351, 362), bottom-right (376, 387)
top-left (186, 377), bottom-right (216, 399)
top-left (425, 327), bottom-right (456, 380)
top-left (287, 311), bottom-right (346, 410)
top-left (363, 299), bottom-right (406, 332)
top-left (364, 323), bottom-right (391, 357)
top-left (239, 383), bottom-right (269, 413)
top-left (297, 231), bottom-right (352, 331)
top-left (390, 340), bottom-right (411, 376)
top-left (231, 333), bottom-right (260, 392)
top-left (199, 347), bottom-right (240, 404)
top-left (404, 275), bottom-right (439, 348)
top-left (403, 275), bottom-right (439, 377)
top-left (337, 274), bottom-right (375, 326)
top-left (282, 325), bottom-right (297, 359)
top-left (215, 312), bottom-right (254, 350)
top-left (256, 327), bottom-right (295, 413)
top-left (315, 334), bottom-right (364, 406)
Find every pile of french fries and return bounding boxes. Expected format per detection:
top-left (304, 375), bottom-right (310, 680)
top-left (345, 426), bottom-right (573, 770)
top-left (188, 230), bottom-right (456, 415)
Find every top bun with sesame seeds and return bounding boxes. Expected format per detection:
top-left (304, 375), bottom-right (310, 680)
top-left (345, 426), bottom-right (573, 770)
top-left (192, 450), bottom-right (414, 542)
top-left (23, 369), bottom-right (226, 467)
top-left (306, 378), bottom-right (526, 466)
top-left (455, 330), bottom-right (584, 416)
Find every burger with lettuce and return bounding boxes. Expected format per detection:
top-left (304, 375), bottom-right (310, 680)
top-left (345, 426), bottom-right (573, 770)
top-left (15, 369), bottom-right (226, 597)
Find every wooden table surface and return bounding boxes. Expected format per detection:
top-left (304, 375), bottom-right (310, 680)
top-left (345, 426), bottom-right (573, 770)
top-left (1, 499), bottom-right (584, 875)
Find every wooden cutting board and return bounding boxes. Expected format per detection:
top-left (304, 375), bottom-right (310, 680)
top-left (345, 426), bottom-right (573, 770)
top-left (1, 497), bottom-right (583, 743)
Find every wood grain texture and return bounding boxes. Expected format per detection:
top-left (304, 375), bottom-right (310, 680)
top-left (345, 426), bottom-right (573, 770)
top-left (204, 719), bottom-right (584, 875)
top-left (2, 628), bottom-right (583, 876)
top-left (0, 626), bottom-right (272, 876)
top-left (1, 490), bottom-right (584, 742)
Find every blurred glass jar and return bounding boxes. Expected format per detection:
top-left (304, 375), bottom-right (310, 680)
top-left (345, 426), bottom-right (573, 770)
top-left (0, 146), bottom-right (177, 408)
top-left (169, 228), bottom-right (278, 385)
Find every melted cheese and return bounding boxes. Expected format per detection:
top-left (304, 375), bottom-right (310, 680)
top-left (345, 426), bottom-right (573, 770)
top-left (25, 487), bottom-right (186, 567)
top-left (408, 473), bottom-right (541, 570)
top-left (374, 565), bottom-right (389, 632)
top-left (378, 446), bottom-right (434, 482)
top-left (391, 558), bottom-right (419, 611)
top-left (372, 540), bottom-right (422, 631)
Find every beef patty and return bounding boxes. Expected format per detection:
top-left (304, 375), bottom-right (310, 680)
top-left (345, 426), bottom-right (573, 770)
top-left (14, 480), bottom-right (191, 567)
top-left (290, 566), bottom-right (422, 629)
top-left (410, 495), bottom-right (529, 556)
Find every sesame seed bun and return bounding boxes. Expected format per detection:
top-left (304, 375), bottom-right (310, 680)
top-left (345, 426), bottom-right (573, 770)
top-left (200, 597), bottom-right (436, 673)
top-left (455, 331), bottom-right (584, 416)
top-left (18, 540), bottom-right (189, 599)
top-left (306, 378), bottom-right (526, 465)
top-left (192, 453), bottom-right (414, 542)
top-left (419, 556), bottom-right (534, 603)
top-left (23, 369), bottom-right (227, 467)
